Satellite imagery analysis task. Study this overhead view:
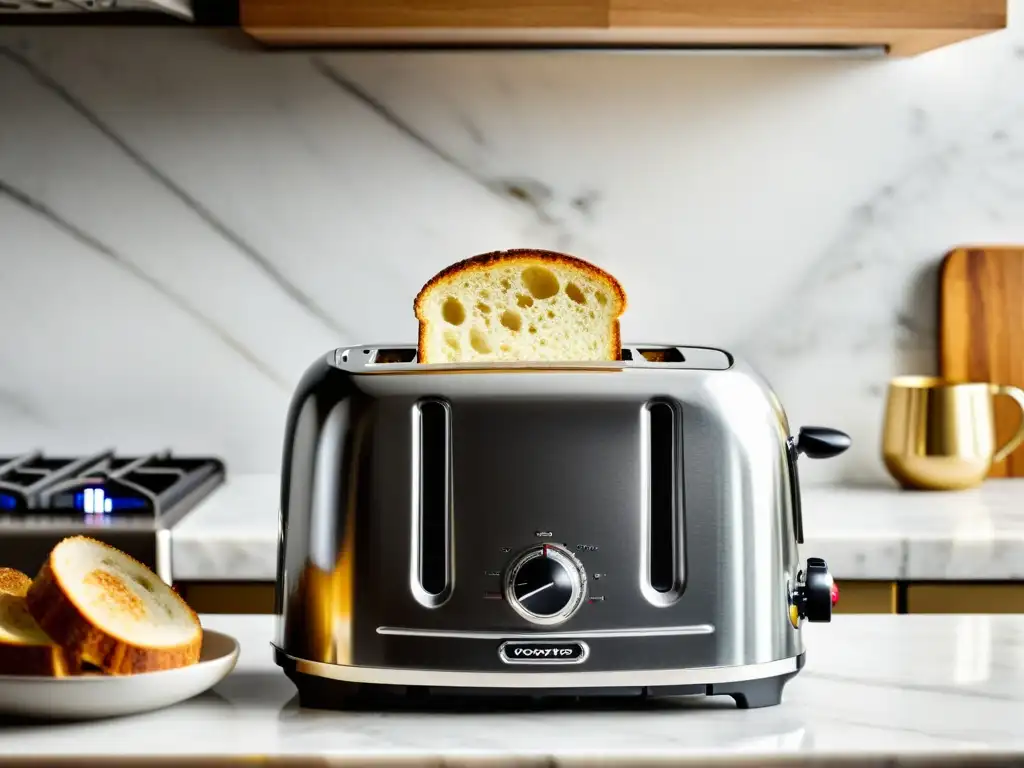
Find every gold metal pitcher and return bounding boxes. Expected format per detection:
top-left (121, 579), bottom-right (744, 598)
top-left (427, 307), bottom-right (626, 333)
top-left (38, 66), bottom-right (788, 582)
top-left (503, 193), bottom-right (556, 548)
top-left (882, 376), bottom-right (1024, 490)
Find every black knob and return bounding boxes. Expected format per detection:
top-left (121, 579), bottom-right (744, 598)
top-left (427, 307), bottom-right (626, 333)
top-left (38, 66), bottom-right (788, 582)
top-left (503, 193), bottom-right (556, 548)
top-left (511, 555), bottom-right (574, 616)
top-left (794, 557), bottom-right (835, 623)
top-left (795, 427), bottom-right (851, 460)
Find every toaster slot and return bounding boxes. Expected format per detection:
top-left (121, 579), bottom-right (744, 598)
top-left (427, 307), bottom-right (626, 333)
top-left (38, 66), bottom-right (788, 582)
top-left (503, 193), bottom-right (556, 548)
top-left (638, 348), bottom-right (686, 364)
top-left (644, 400), bottom-right (684, 603)
top-left (413, 399), bottom-right (453, 605)
top-left (373, 348), bottom-right (418, 365)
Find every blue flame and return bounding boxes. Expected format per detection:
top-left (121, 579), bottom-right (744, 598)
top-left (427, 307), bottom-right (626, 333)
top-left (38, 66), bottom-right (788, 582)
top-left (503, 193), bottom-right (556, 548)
top-left (73, 488), bottom-right (146, 515)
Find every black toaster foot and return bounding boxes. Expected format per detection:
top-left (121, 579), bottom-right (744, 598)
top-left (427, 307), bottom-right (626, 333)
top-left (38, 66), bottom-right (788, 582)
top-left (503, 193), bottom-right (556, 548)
top-left (704, 651), bottom-right (806, 709)
top-left (284, 668), bottom-right (405, 711)
top-left (706, 677), bottom-right (786, 709)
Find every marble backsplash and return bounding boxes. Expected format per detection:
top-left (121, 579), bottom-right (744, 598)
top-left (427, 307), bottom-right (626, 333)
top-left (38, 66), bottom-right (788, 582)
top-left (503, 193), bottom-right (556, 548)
top-left (1, 4), bottom-right (1023, 483)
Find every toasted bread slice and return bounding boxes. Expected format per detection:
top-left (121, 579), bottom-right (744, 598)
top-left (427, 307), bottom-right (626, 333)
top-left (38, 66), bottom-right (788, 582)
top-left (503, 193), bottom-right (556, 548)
top-left (0, 568), bottom-right (31, 598)
top-left (414, 249), bottom-right (627, 364)
top-left (0, 568), bottom-right (77, 677)
top-left (26, 537), bottom-right (202, 675)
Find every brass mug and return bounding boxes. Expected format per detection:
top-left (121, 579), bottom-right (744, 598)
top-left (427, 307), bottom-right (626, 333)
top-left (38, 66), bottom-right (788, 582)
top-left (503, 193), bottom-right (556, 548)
top-left (882, 376), bottom-right (1024, 490)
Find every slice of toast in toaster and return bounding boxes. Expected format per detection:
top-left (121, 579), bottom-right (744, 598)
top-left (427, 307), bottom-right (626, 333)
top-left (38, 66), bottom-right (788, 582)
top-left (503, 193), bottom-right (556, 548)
top-left (25, 536), bottom-right (202, 675)
top-left (414, 249), bottom-right (627, 364)
top-left (0, 567), bottom-right (78, 677)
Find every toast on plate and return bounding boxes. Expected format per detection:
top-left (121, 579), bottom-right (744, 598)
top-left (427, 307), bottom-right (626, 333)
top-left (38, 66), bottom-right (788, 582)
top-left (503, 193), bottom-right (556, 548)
top-left (0, 568), bottom-right (31, 598)
top-left (26, 537), bottom-right (202, 675)
top-left (414, 249), bottom-right (627, 364)
top-left (0, 568), bottom-right (77, 677)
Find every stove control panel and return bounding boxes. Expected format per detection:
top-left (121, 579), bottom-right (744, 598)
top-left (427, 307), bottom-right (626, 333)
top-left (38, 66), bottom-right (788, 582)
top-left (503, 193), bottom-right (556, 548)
top-left (504, 543), bottom-right (588, 626)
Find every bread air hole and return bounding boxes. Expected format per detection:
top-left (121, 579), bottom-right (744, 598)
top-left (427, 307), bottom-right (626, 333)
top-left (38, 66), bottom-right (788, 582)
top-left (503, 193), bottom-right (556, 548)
top-left (596, 292), bottom-right (608, 306)
top-left (444, 331), bottom-right (460, 352)
top-left (501, 278), bottom-right (511, 291)
top-left (501, 310), bottom-right (522, 332)
top-left (566, 282), bottom-right (586, 305)
top-left (470, 327), bottom-right (492, 354)
top-left (522, 266), bottom-right (559, 300)
top-left (529, 325), bottom-right (537, 334)
top-left (476, 302), bottom-right (491, 313)
top-left (547, 310), bottom-right (555, 319)
top-left (442, 297), bottom-right (466, 326)
top-left (516, 293), bottom-right (533, 308)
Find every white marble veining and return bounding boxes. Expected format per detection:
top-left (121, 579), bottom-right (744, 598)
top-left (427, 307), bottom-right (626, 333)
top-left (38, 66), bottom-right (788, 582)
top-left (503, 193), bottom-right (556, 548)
top-left (1, 5), bottom-right (1024, 486)
top-left (170, 474), bottom-right (1024, 582)
top-left (2, 613), bottom-right (1024, 761)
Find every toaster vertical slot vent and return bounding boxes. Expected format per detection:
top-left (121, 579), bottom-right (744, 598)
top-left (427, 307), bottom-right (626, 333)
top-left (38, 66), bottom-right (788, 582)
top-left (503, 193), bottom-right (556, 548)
top-left (786, 439), bottom-right (805, 544)
top-left (643, 400), bottom-right (684, 604)
top-left (414, 399), bottom-right (452, 605)
top-left (649, 401), bottom-right (676, 592)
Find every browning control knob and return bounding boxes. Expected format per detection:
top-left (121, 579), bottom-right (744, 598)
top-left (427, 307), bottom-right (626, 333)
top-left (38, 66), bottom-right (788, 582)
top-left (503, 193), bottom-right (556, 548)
top-left (793, 557), bottom-right (834, 623)
top-left (504, 544), bottom-right (587, 626)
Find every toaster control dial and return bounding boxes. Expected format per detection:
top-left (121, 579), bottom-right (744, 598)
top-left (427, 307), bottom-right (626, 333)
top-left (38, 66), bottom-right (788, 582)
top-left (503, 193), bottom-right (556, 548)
top-left (504, 544), bottom-right (587, 626)
top-left (793, 557), bottom-right (834, 623)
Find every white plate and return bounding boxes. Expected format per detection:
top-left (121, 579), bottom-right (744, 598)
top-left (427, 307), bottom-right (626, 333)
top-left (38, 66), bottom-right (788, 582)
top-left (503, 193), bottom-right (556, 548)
top-left (0, 629), bottom-right (239, 721)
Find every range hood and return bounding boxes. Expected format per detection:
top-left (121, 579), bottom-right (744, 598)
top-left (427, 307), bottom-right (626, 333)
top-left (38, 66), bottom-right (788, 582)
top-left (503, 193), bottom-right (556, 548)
top-left (239, 0), bottom-right (1008, 56)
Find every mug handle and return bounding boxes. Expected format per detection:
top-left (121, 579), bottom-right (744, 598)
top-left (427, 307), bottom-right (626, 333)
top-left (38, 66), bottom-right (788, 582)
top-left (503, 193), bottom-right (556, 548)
top-left (991, 385), bottom-right (1024, 463)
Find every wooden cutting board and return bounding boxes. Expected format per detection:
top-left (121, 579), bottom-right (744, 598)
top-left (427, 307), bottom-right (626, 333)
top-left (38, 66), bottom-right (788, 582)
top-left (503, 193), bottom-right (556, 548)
top-left (940, 246), bottom-right (1024, 477)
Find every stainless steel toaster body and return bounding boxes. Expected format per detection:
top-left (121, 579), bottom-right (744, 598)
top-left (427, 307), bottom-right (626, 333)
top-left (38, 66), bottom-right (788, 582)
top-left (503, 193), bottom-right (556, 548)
top-left (273, 344), bottom-right (847, 708)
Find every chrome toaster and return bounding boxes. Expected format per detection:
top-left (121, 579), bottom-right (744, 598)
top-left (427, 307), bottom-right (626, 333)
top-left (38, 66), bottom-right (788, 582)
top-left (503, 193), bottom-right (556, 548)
top-left (273, 343), bottom-right (850, 709)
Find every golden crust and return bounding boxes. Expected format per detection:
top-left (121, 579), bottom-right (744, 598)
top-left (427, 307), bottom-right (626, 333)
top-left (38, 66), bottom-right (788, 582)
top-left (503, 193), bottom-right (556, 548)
top-left (414, 249), bottom-right (627, 364)
top-left (0, 585), bottom-right (80, 677)
top-left (25, 536), bottom-right (202, 675)
top-left (413, 249), bottom-right (628, 321)
top-left (0, 638), bottom-right (77, 677)
top-left (609, 319), bottom-right (621, 363)
top-left (0, 568), bottom-right (31, 597)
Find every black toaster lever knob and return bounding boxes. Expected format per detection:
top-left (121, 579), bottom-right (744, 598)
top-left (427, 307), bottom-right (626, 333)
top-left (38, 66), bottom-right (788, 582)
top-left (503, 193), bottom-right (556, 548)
top-left (795, 427), bottom-right (851, 460)
top-left (794, 557), bottom-right (834, 623)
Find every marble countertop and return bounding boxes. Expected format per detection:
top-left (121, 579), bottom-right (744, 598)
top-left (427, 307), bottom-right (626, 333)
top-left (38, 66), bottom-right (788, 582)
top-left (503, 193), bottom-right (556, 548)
top-left (170, 475), bottom-right (1024, 582)
top-left (3, 613), bottom-right (1024, 762)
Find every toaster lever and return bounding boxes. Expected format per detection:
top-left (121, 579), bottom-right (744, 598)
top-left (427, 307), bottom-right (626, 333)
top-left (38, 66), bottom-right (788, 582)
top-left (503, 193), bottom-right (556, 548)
top-left (795, 427), bottom-right (851, 460)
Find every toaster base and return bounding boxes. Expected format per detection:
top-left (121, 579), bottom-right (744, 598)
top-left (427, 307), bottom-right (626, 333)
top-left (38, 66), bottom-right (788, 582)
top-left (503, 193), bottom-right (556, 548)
top-left (276, 651), bottom-right (804, 710)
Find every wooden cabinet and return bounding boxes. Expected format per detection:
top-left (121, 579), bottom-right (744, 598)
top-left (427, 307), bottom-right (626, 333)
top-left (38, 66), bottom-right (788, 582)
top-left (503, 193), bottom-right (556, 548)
top-left (175, 582), bottom-right (276, 614)
top-left (907, 584), bottom-right (1024, 614)
top-left (241, 0), bottom-right (1006, 56)
top-left (834, 581), bottom-right (898, 614)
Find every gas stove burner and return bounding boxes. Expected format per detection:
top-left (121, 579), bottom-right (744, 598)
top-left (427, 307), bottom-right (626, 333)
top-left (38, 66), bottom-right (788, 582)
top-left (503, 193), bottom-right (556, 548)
top-left (0, 450), bottom-right (225, 519)
top-left (0, 450), bottom-right (226, 582)
top-left (0, 452), bottom-right (108, 513)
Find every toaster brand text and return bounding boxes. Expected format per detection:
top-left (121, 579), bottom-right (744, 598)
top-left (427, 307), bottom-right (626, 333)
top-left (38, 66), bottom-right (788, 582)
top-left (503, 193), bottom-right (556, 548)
top-left (498, 641), bottom-right (588, 664)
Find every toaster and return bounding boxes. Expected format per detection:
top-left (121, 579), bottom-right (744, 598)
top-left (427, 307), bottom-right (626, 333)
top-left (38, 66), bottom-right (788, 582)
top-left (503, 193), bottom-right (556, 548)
top-left (273, 343), bottom-right (850, 709)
